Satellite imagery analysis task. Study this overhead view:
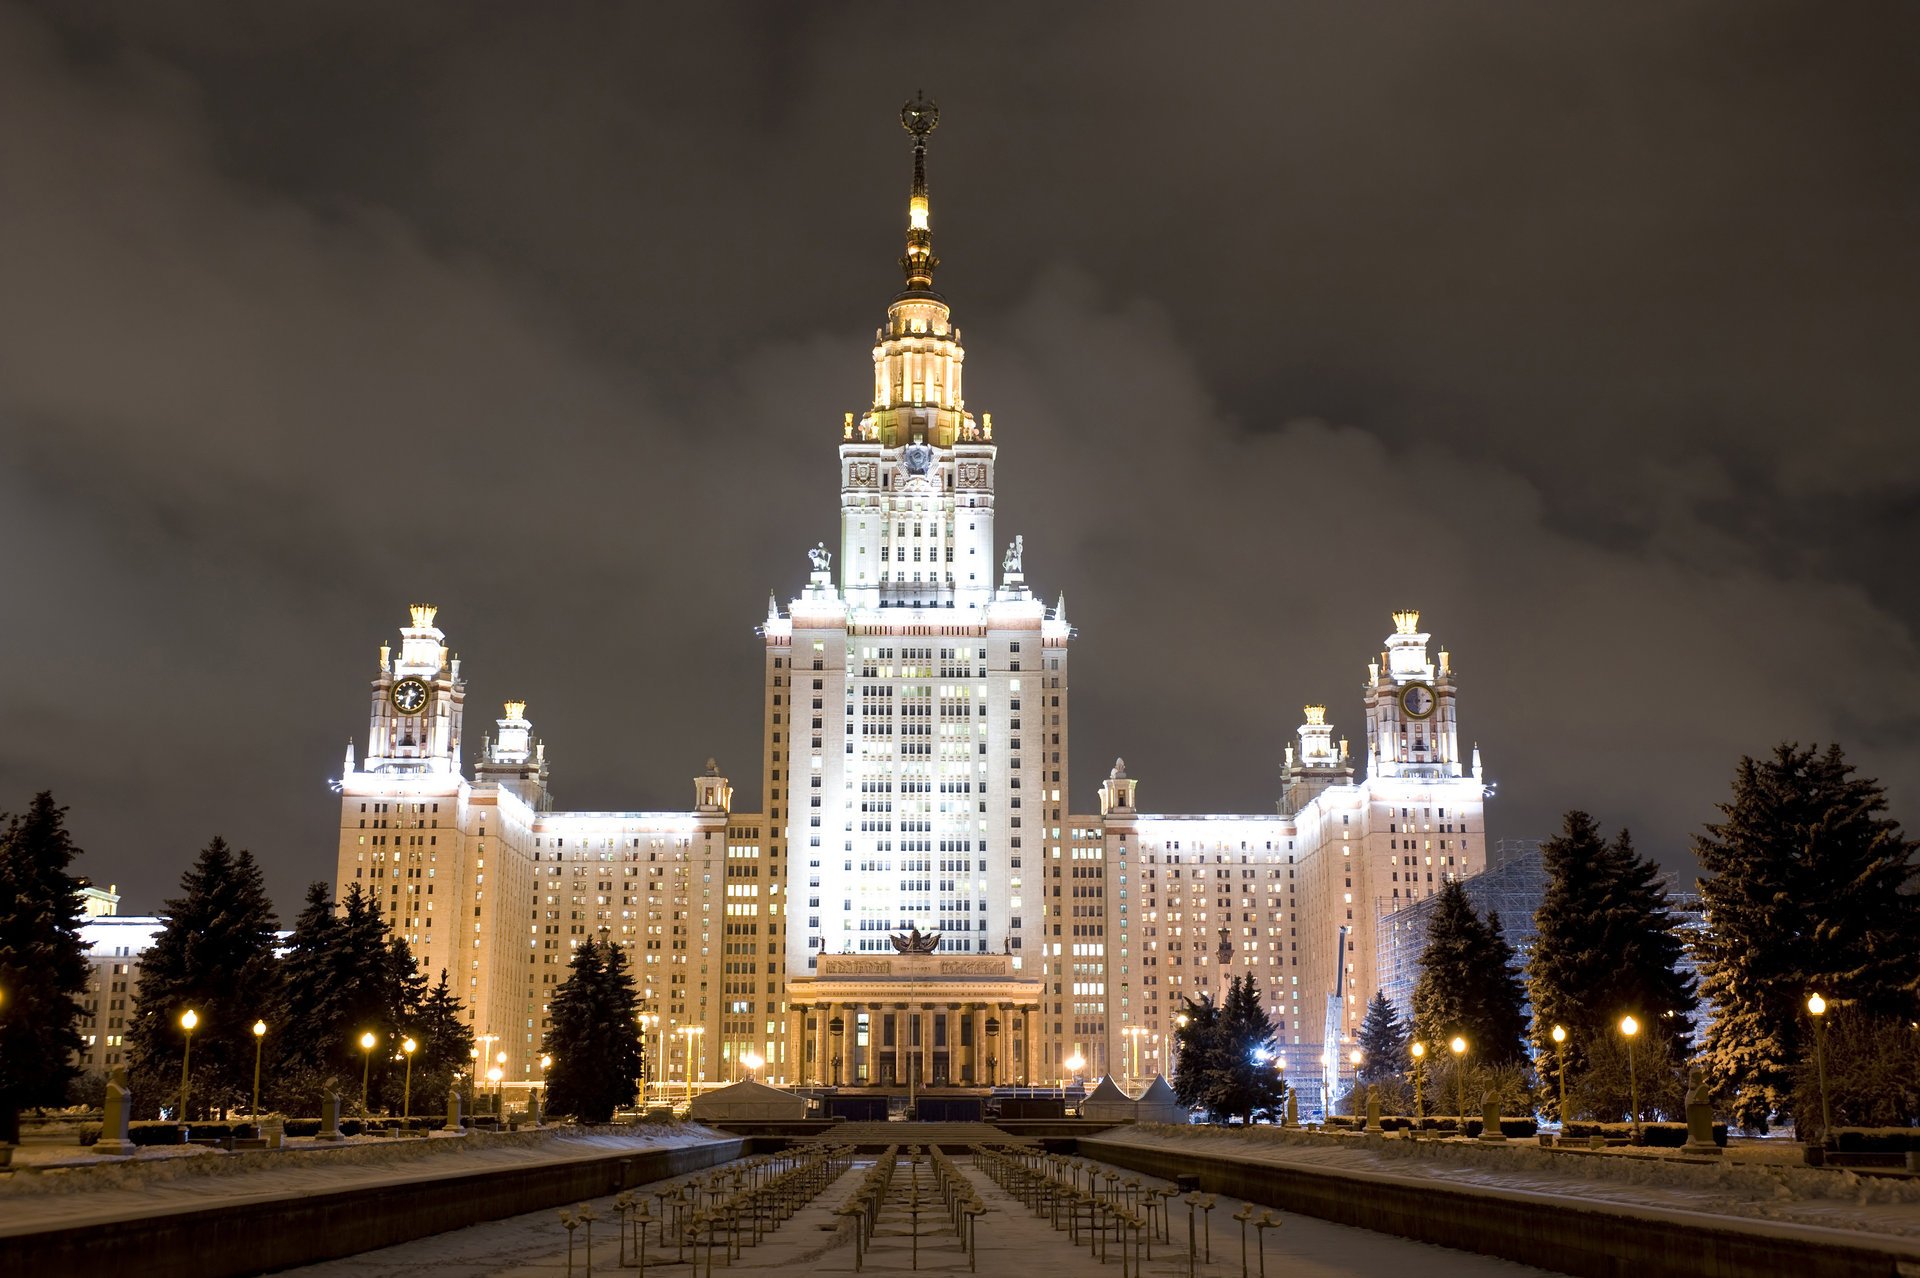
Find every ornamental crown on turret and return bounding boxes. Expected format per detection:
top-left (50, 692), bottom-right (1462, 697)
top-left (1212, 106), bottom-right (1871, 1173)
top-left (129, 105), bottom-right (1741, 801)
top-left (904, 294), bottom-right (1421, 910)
top-left (1391, 609), bottom-right (1421, 636)
top-left (409, 603), bottom-right (439, 629)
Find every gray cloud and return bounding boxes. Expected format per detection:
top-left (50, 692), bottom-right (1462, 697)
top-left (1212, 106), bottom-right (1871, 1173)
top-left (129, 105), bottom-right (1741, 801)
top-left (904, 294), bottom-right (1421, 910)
top-left (1, 1), bottom-right (1915, 912)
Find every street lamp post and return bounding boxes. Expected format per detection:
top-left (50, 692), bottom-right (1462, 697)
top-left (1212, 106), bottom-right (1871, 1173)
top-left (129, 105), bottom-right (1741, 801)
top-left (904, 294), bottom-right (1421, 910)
top-left (681, 1026), bottom-right (705, 1108)
top-left (177, 1009), bottom-right (199, 1132)
top-left (1410, 1042), bottom-right (1425, 1121)
top-left (1550, 1025), bottom-right (1568, 1125)
top-left (495, 1051), bottom-right (508, 1116)
top-left (359, 1031), bottom-right (378, 1115)
top-left (1619, 1016), bottom-right (1641, 1140)
top-left (638, 1014), bottom-right (658, 1103)
top-left (467, 1047), bottom-right (479, 1113)
top-left (1449, 1035), bottom-right (1468, 1129)
top-left (251, 1020), bottom-right (267, 1120)
top-left (741, 1050), bottom-right (764, 1082)
top-left (1064, 1051), bottom-right (1086, 1097)
top-left (401, 1038), bottom-right (417, 1124)
top-left (1807, 993), bottom-right (1832, 1142)
top-left (1121, 1026), bottom-right (1145, 1087)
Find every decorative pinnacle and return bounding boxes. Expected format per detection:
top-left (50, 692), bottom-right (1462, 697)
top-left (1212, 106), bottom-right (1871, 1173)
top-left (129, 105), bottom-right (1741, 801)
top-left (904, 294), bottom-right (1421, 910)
top-left (1392, 609), bottom-right (1421, 636)
top-left (899, 91), bottom-right (940, 292)
top-left (408, 603), bottom-right (438, 629)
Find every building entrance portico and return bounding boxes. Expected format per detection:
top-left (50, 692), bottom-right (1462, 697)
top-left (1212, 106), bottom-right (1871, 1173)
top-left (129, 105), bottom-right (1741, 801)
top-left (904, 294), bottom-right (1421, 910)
top-left (786, 948), bottom-right (1041, 1089)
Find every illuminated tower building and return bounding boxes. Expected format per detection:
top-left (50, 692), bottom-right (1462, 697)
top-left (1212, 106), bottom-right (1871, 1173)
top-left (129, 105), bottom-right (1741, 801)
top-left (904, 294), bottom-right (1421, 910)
top-left (772, 93), bottom-right (1058, 1085)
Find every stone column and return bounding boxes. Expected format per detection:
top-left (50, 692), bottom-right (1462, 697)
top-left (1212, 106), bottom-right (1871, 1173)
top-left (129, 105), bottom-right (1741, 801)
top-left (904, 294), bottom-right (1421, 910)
top-left (1022, 1006), bottom-right (1036, 1087)
top-left (788, 1004), bottom-right (807, 1086)
top-left (827, 1003), bottom-right (844, 1086)
top-left (892, 1004), bottom-right (908, 1088)
top-left (970, 1005), bottom-right (987, 1086)
top-left (919, 1005), bottom-right (934, 1088)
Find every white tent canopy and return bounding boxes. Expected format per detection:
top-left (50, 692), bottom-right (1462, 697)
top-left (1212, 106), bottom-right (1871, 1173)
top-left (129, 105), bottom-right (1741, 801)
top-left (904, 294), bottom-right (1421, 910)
top-left (1133, 1074), bottom-right (1187, 1124)
top-left (1078, 1075), bottom-right (1136, 1121)
top-left (688, 1078), bottom-right (811, 1122)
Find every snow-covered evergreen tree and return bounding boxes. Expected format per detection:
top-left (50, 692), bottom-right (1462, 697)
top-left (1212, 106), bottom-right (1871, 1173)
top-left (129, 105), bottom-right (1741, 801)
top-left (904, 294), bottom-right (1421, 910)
top-left (1697, 743), bottom-right (1920, 1130)
top-left (1356, 991), bottom-right (1409, 1090)
top-left (126, 837), bottom-right (282, 1117)
top-left (1412, 879), bottom-right (1528, 1066)
top-left (1528, 811), bottom-right (1696, 1119)
top-left (0, 793), bottom-right (90, 1142)
top-left (542, 934), bottom-right (643, 1124)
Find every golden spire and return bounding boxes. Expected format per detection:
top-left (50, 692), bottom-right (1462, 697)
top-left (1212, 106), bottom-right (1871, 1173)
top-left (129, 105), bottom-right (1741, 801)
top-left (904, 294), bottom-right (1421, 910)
top-left (899, 90), bottom-right (940, 293)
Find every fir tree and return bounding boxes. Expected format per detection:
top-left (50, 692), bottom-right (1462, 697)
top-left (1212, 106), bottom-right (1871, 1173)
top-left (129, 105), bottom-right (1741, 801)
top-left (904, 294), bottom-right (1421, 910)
top-left (1356, 991), bottom-right (1409, 1090)
top-left (1528, 812), bottom-right (1696, 1119)
top-left (1169, 978), bottom-right (1285, 1122)
top-left (1170, 993), bottom-right (1221, 1112)
top-left (1697, 743), bottom-right (1920, 1130)
top-left (409, 968), bottom-right (474, 1114)
top-left (543, 935), bottom-right (643, 1124)
top-left (277, 882), bottom-right (346, 1077)
top-left (126, 838), bottom-right (282, 1118)
top-left (273, 883), bottom-right (428, 1113)
top-left (1412, 880), bottom-right (1528, 1067)
top-left (1211, 974), bottom-right (1288, 1123)
top-left (0, 793), bottom-right (90, 1143)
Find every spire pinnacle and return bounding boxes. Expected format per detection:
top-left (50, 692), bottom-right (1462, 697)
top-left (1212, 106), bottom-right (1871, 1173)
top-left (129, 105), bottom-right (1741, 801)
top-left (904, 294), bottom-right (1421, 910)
top-left (899, 90), bottom-right (940, 293)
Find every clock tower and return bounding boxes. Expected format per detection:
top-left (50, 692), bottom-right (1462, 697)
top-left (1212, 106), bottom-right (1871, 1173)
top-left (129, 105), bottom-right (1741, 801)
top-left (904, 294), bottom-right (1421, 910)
top-left (1362, 610), bottom-right (1465, 781)
top-left (361, 604), bottom-right (466, 775)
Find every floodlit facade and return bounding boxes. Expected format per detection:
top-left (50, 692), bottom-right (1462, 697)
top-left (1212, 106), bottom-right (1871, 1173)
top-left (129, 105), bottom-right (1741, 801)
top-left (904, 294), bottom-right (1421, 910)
top-left (329, 99), bottom-right (1491, 1109)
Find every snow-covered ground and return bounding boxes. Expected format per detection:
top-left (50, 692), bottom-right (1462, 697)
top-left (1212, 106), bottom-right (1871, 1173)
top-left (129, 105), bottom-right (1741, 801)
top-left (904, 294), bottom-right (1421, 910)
top-left (282, 1152), bottom-right (1552, 1277)
top-left (0, 1124), bottom-right (730, 1235)
top-left (1092, 1124), bottom-right (1920, 1241)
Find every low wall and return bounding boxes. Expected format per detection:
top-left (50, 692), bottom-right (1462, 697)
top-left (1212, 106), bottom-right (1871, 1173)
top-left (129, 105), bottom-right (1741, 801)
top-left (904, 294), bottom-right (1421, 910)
top-left (8, 1136), bottom-right (746, 1278)
top-left (1080, 1134), bottom-right (1920, 1278)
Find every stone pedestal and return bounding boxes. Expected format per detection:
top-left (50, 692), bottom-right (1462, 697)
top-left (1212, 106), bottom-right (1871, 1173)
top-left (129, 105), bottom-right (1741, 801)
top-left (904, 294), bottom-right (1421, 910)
top-left (1282, 1092), bottom-right (1298, 1129)
top-left (1364, 1086), bottom-right (1382, 1134)
top-left (446, 1089), bottom-right (463, 1130)
top-left (1477, 1095), bottom-right (1506, 1142)
top-left (527, 1090), bottom-right (542, 1127)
top-left (97, 1065), bottom-right (137, 1156)
top-left (317, 1092), bottom-right (345, 1141)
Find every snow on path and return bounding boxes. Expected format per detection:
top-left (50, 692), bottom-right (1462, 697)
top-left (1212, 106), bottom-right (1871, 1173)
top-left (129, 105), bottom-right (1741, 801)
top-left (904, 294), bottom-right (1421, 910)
top-left (0, 1125), bottom-right (732, 1236)
top-left (1088, 1125), bottom-right (1920, 1240)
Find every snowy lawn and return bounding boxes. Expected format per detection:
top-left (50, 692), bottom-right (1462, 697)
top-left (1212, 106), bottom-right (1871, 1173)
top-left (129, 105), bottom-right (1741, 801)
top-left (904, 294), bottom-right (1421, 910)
top-left (1093, 1124), bottom-right (1920, 1240)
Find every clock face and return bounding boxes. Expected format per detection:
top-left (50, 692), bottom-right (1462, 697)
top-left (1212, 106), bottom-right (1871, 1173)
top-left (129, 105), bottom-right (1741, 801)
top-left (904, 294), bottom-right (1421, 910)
top-left (1400, 683), bottom-right (1436, 719)
top-left (391, 677), bottom-right (430, 716)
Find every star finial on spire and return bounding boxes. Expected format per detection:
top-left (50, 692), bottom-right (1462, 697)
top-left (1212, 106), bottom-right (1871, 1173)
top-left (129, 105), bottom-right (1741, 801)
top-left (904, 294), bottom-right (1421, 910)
top-left (899, 91), bottom-right (940, 292)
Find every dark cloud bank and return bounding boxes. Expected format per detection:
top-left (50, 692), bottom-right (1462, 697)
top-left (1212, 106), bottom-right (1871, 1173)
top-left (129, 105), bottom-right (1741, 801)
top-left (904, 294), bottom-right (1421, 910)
top-left (2, 1), bottom-right (1916, 914)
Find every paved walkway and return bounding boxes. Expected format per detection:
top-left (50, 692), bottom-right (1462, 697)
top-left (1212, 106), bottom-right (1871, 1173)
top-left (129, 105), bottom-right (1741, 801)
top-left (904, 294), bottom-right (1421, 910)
top-left (286, 1153), bottom-right (1549, 1277)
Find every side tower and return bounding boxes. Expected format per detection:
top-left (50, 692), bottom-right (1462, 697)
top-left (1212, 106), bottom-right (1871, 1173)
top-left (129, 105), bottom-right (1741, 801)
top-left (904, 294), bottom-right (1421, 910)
top-left (336, 606), bottom-right (475, 1003)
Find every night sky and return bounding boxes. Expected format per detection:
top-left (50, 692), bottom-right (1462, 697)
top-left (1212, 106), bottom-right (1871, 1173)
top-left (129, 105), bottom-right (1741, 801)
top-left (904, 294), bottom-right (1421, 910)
top-left (4, 2), bottom-right (1917, 917)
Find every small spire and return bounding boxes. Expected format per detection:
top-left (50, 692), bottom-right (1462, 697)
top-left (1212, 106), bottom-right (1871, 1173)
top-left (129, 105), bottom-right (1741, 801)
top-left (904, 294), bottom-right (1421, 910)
top-left (899, 91), bottom-right (940, 292)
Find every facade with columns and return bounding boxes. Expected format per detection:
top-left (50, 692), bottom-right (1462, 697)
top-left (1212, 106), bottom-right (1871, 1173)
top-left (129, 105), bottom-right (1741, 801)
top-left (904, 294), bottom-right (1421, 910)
top-left (329, 101), bottom-right (1490, 1113)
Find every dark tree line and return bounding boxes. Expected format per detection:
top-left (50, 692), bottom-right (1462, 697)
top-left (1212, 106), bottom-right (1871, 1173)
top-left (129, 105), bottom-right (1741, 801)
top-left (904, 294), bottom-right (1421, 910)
top-left (124, 848), bottom-right (473, 1119)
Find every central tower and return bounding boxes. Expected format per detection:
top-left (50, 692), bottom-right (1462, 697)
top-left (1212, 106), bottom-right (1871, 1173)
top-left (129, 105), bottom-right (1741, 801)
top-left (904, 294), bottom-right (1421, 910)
top-left (838, 92), bottom-right (998, 612)
top-left (771, 98), bottom-right (1064, 1084)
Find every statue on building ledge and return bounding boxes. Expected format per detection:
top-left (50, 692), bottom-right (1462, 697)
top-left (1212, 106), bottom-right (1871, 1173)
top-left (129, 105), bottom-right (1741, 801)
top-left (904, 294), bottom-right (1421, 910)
top-left (889, 925), bottom-right (942, 954)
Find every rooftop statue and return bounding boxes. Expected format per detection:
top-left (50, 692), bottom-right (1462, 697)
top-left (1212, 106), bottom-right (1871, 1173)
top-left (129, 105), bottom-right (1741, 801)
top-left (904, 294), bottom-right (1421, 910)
top-left (889, 925), bottom-right (942, 954)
